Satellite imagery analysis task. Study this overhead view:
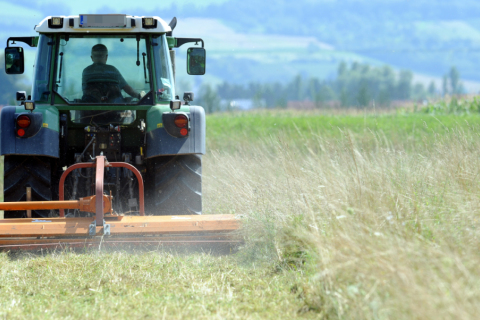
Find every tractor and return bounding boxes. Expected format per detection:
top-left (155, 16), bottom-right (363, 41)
top-left (0, 14), bottom-right (238, 250)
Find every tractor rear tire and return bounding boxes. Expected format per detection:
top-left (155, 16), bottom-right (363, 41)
top-left (149, 155), bottom-right (202, 215)
top-left (3, 156), bottom-right (53, 218)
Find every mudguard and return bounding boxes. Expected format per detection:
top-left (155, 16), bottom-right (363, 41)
top-left (0, 106), bottom-right (59, 158)
top-left (146, 105), bottom-right (205, 158)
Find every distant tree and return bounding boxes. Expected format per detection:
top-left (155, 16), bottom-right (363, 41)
top-left (199, 84), bottom-right (220, 114)
top-left (272, 82), bottom-right (287, 108)
top-left (360, 64), bottom-right (370, 75)
top-left (449, 66), bottom-right (461, 95)
top-left (442, 75), bottom-right (448, 96)
top-left (276, 96), bottom-right (288, 109)
top-left (351, 61), bottom-right (360, 72)
top-left (412, 83), bottom-right (427, 101)
top-left (248, 82), bottom-right (257, 98)
top-left (396, 70), bottom-right (413, 100)
top-left (308, 78), bottom-right (320, 103)
top-left (428, 81), bottom-right (436, 97)
top-left (316, 84), bottom-right (335, 108)
top-left (211, 61), bottom-right (435, 111)
top-left (357, 79), bottom-right (371, 106)
top-left (291, 74), bottom-right (304, 100)
top-left (338, 61), bottom-right (347, 76)
top-left (340, 87), bottom-right (348, 107)
top-left (252, 86), bottom-right (265, 108)
top-left (307, 78), bottom-right (319, 107)
top-left (377, 65), bottom-right (395, 106)
top-left (377, 88), bottom-right (391, 106)
top-left (380, 65), bottom-right (396, 91)
top-left (261, 83), bottom-right (275, 108)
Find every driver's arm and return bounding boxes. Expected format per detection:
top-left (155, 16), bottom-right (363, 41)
top-left (122, 84), bottom-right (140, 99)
top-left (115, 67), bottom-right (140, 98)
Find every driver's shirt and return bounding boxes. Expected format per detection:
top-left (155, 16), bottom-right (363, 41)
top-left (82, 63), bottom-right (127, 91)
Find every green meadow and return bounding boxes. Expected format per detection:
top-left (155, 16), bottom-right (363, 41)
top-left (1, 110), bottom-right (480, 319)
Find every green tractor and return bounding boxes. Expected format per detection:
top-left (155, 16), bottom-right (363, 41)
top-left (3, 14), bottom-right (206, 218)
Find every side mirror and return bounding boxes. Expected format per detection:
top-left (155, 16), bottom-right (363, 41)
top-left (5, 47), bottom-right (25, 74)
top-left (187, 47), bottom-right (206, 75)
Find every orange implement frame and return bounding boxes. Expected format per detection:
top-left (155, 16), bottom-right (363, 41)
top-left (0, 195), bottom-right (112, 213)
top-left (58, 156), bottom-right (145, 224)
top-left (0, 156), bottom-right (241, 251)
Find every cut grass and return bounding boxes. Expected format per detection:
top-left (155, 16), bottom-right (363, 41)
top-left (0, 252), bottom-right (314, 319)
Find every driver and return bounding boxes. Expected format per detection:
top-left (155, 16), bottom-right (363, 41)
top-left (82, 44), bottom-right (141, 102)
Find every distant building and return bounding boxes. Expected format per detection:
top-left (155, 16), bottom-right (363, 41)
top-left (220, 99), bottom-right (266, 111)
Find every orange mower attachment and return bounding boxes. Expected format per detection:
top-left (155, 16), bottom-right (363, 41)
top-left (0, 156), bottom-right (241, 251)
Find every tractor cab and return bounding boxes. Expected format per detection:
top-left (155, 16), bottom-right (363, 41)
top-left (5, 14), bottom-right (205, 123)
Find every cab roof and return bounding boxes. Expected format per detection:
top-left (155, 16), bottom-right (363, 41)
top-left (35, 15), bottom-right (171, 34)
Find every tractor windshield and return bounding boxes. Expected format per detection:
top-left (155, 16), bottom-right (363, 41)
top-left (51, 34), bottom-right (174, 105)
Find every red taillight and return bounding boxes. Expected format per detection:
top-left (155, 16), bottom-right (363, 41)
top-left (180, 128), bottom-right (188, 136)
top-left (174, 115), bottom-right (188, 128)
top-left (17, 115), bottom-right (31, 128)
top-left (17, 129), bottom-right (25, 137)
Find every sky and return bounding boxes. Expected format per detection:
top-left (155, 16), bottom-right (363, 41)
top-left (1, 0), bottom-right (227, 17)
top-left (0, 0), bottom-right (227, 36)
top-left (60, 0), bottom-right (229, 12)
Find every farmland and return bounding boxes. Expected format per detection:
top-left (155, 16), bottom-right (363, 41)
top-left (1, 110), bottom-right (480, 319)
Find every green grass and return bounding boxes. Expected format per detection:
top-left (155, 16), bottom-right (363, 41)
top-left (206, 110), bottom-right (480, 151)
top-left (3, 109), bottom-right (480, 319)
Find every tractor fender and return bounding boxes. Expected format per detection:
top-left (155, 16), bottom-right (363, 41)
top-left (0, 106), bottom-right (59, 158)
top-left (146, 105), bottom-right (205, 158)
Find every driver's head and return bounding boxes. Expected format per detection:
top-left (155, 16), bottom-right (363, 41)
top-left (91, 44), bottom-right (108, 64)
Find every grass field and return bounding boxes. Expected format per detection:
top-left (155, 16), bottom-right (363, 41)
top-left (2, 110), bottom-right (480, 319)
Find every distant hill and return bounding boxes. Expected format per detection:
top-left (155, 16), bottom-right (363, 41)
top-left (166, 0), bottom-right (480, 86)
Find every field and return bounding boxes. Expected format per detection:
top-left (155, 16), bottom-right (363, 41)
top-left (2, 110), bottom-right (480, 319)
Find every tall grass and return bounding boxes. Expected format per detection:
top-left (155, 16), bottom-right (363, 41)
top-left (204, 112), bottom-right (480, 319)
top-left (2, 112), bottom-right (480, 319)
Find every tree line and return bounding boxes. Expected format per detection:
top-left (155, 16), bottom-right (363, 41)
top-left (0, 55), bottom-right (463, 112)
top-left (198, 62), bottom-right (464, 113)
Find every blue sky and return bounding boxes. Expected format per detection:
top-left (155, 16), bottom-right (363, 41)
top-left (0, 0), bottom-right (227, 37)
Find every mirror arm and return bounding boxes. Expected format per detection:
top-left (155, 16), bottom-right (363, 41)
top-left (142, 52), bottom-right (149, 84)
top-left (57, 52), bottom-right (64, 83)
top-left (136, 35), bottom-right (140, 66)
top-left (174, 38), bottom-right (204, 48)
top-left (6, 37), bottom-right (36, 48)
